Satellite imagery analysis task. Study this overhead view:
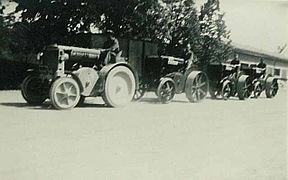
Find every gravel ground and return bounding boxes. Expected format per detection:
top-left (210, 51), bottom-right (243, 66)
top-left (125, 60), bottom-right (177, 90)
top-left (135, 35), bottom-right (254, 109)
top-left (0, 89), bottom-right (287, 180)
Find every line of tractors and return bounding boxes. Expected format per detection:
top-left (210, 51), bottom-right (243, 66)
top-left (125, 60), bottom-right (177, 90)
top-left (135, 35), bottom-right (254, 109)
top-left (21, 44), bottom-right (279, 110)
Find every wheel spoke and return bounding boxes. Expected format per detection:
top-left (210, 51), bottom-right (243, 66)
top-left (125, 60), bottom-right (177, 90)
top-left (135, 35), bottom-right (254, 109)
top-left (198, 88), bottom-right (206, 96)
top-left (63, 82), bottom-right (69, 92)
top-left (191, 85), bottom-right (197, 90)
top-left (191, 90), bottom-right (197, 100)
top-left (68, 88), bottom-right (77, 97)
top-left (68, 93), bottom-right (77, 98)
top-left (56, 88), bottom-right (66, 95)
top-left (197, 82), bottom-right (206, 88)
top-left (63, 97), bottom-right (69, 105)
top-left (57, 94), bottom-right (68, 105)
top-left (196, 75), bottom-right (201, 85)
top-left (67, 96), bottom-right (76, 104)
top-left (165, 82), bottom-right (171, 90)
top-left (67, 84), bottom-right (73, 93)
top-left (60, 83), bottom-right (66, 92)
top-left (196, 89), bottom-right (201, 101)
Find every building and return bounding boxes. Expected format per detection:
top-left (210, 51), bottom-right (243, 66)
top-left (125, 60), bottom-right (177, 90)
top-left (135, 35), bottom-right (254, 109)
top-left (233, 43), bottom-right (288, 80)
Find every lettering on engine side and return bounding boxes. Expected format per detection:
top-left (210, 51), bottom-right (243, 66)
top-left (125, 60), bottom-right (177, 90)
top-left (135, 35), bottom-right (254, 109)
top-left (70, 51), bottom-right (99, 59)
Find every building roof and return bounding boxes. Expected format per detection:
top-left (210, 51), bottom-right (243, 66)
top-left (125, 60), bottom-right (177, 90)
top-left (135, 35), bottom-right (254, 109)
top-left (232, 43), bottom-right (288, 64)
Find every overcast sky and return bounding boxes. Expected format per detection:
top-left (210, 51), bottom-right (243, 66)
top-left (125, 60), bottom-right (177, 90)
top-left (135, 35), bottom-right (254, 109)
top-left (196, 0), bottom-right (288, 56)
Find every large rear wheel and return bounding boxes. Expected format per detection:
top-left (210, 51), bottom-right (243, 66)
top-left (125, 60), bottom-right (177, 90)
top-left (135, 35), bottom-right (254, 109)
top-left (185, 71), bottom-right (208, 102)
top-left (21, 75), bottom-right (48, 105)
top-left (265, 77), bottom-right (278, 98)
top-left (102, 66), bottom-right (136, 107)
top-left (156, 78), bottom-right (176, 104)
top-left (49, 77), bottom-right (81, 110)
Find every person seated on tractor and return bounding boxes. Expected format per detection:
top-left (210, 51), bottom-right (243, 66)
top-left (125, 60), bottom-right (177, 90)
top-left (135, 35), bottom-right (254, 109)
top-left (230, 54), bottom-right (240, 65)
top-left (184, 43), bottom-right (199, 71)
top-left (229, 54), bottom-right (241, 79)
top-left (100, 30), bottom-right (120, 65)
top-left (257, 58), bottom-right (266, 76)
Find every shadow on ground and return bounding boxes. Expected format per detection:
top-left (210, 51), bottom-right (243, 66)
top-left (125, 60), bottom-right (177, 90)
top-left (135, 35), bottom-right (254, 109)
top-left (0, 101), bottom-right (111, 110)
top-left (0, 102), bottom-right (52, 110)
top-left (138, 97), bottom-right (188, 104)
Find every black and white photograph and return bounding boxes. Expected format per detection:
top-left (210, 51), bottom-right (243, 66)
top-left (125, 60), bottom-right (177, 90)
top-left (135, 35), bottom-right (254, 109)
top-left (0, 0), bottom-right (287, 179)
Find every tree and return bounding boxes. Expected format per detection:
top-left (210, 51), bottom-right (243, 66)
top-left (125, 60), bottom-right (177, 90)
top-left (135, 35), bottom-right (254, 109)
top-left (198, 0), bottom-right (232, 66)
top-left (12, 0), bottom-right (164, 50)
top-left (13, 0), bottom-right (91, 50)
top-left (158, 0), bottom-right (203, 58)
top-left (11, 0), bottom-right (232, 67)
top-left (0, 0), bottom-right (14, 60)
top-left (91, 0), bottom-right (164, 39)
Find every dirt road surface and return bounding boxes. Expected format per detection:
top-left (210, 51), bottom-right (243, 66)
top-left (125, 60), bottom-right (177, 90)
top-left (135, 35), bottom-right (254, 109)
top-left (0, 89), bottom-right (287, 180)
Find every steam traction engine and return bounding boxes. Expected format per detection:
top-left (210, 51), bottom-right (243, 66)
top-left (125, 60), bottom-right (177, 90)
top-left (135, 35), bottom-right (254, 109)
top-left (133, 56), bottom-right (209, 103)
top-left (240, 64), bottom-right (279, 98)
top-left (207, 63), bottom-right (253, 100)
top-left (21, 45), bottom-right (137, 109)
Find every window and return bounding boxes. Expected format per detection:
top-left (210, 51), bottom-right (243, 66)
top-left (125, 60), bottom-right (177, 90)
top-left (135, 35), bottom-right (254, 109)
top-left (240, 63), bottom-right (249, 68)
top-left (274, 68), bottom-right (280, 76)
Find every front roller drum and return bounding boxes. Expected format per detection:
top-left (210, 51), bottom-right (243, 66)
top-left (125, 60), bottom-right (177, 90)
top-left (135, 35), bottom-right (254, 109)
top-left (102, 66), bottom-right (136, 107)
top-left (265, 77), bottom-right (278, 98)
top-left (253, 81), bottom-right (262, 98)
top-left (156, 78), bottom-right (176, 104)
top-left (49, 77), bottom-right (81, 110)
top-left (237, 75), bottom-right (252, 100)
top-left (221, 80), bottom-right (232, 100)
top-left (21, 75), bottom-right (48, 105)
top-left (185, 71), bottom-right (209, 102)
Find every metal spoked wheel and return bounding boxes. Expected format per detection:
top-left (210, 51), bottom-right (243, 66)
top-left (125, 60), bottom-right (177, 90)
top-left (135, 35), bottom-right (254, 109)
top-left (102, 66), bottom-right (136, 107)
top-left (265, 77), bottom-right (278, 98)
top-left (253, 81), bottom-right (262, 98)
top-left (237, 75), bottom-right (252, 100)
top-left (21, 75), bottom-right (48, 105)
top-left (185, 71), bottom-right (209, 102)
top-left (221, 80), bottom-right (232, 100)
top-left (157, 78), bottom-right (176, 104)
top-left (50, 77), bottom-right (81, 110)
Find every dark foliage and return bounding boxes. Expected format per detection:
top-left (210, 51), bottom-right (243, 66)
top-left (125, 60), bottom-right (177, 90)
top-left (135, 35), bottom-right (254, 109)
top-left (198, 0), bottom-right (232, 65)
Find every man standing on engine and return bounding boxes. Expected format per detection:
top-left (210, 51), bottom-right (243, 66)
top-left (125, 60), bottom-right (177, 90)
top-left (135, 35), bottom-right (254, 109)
top-left (184, 43), bottom-right (198, 70)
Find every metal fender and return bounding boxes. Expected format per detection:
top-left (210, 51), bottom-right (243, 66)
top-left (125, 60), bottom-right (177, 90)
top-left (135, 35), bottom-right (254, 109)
top-left (98, 62), bottom-right (139, 90)
top-left (72, 67), bottom-right (99, 96)
top-left (220, 76), bottom-right (229, 84)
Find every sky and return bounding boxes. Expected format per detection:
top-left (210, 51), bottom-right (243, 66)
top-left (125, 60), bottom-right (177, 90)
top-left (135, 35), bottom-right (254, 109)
top-left (3, 0), bottom-right (288, 57)
top-left (196, 0), bottom-right (288, 57)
